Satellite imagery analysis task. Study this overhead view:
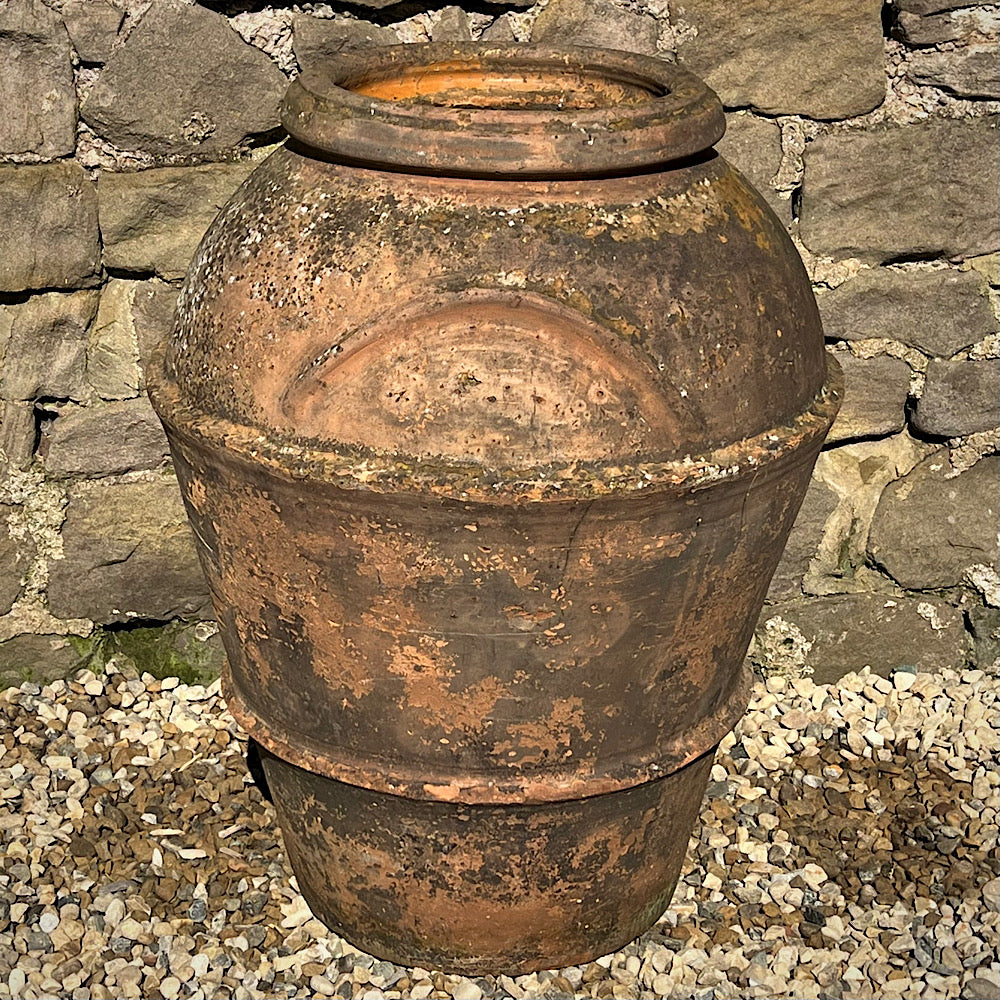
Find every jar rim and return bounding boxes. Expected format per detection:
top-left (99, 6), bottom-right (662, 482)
top-left (282, 43), bottom-right (725, 178)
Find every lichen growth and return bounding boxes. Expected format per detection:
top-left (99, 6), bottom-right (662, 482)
top-left (751, 616), bottom-right (815, 680)
top-left (80, 621), bottom-right (224, 686)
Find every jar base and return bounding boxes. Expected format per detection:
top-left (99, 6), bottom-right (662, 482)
top-left (259, 745), bottom-right (715, 975)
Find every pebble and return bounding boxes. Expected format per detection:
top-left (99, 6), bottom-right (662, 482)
top-left (0, 661), bottom-right (997, 1000)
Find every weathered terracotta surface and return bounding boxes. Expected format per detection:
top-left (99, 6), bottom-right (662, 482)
top-left (148, 44), bottom-right (841, 972)
top-left (258, 741), bottom-right (715, 972)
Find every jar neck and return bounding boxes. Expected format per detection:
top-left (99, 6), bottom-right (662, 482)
top-left (281, 44), bottom-right (725, 179)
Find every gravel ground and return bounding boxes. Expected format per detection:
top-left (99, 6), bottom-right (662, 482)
top-left (0, 661), bottom-right (997, 1000)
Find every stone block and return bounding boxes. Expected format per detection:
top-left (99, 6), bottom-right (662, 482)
top-left (131, 280), bottom-right (179, 371)
top-left (0, 0), bottom-right (77, 159)
top-left (482, 16), bottom-right (518, 43)
top-left (868, 452), bottom-right (999, 590)
top-left (0, 503), bottom-right (34, 616)
top-left (896, 7), bottom-right (998, 46)
top-left (99, 620), bottom-right (226, 686)
top-left (430, 7), bottom-right (473, 41)
top-left (60, 0), bottom-right (124, 64)
top-left (40, 397), bottom-right (170, 477)
top-left (766, 477), bottom-right (840, 601)
top-left (966, 253), bottom-right (1000, 288)
top-left (0, 402), bottom-right (36, 472)
top-left (908, 44), bottom-right (1000, 99)
top-left (81, 0), bottom-right (286, 158)
top-left (48, 477), bottom-right (211, 623)
top-left (716, 114), bottom-right (788, 220)
top-left (0, 163), bottom-right (101, 293)
top-left (967, 606), bottom-right (999, 673)
top-left (826, 355), bottom-right (910, 445)
top-left (818, 267), bottom-right (994, 357)
top-left (800, 118), bottom-right (1000, 262)
top-left (0, 290), bottom-right (99, 402)
top-left (757, 593), bottom-right (969, 685)
top-left (807, 433), bottom-right (936, 595)
top-left (898, 0), bottom-right (989, 16)
top-left (292, 14), bottom-right (397, 68)
top-left (98, 163), bottom-right (255, 281)
top-left (0, 633), bottom-right (83, 689)
top-left (675, 0), bottom-right (885, 119)
top-left (532, 0), bottom-right (659, 56)
top-left (87, 279), bottom-right (142, 400)
top-left (912, 360), bottom-right (1000, 437)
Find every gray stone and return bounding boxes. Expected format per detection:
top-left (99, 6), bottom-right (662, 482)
top-left (0, 402), bottom-right (36, 472)
top-left (800, 118), bottom-right (1000, 262)
top-left (101, 619), bottom-right (226, 686)
top-left (0, 0), bottom-right (77, 158)
top-left (292, 14), bottom-right (397, 68)
top-left (896, 7), bottom-right (998, 46)
top-left (912, 360), bottom-right (1000, 437)
top-left (0, 162), bottom-right (100, 293)
top-left (966, 978), bottom-right (1000, 1000)
top-left (131, 280), bottom-right (179, 370)
top-left (818, 267), bottom-right (994, 358)
top-left (717, 114), bottom-right (789, 221)
top-left (0, 503), bottom-right (34, 616)
top-left (431, 7), bottom-right (472, 42)
top-left (826, 355), bottom-right (910, 445)
top-left (898, 0), bottom-right (986, 15)
top-left (967, 607), bottom-right (999, 673)
top-left (98, 163), bottom-right (255, 281)
top-left (60, 0), bottom-right (124, 64)
top-left (766, 478), bottom-right (840, 601)
top-left (967, 253), bottom-right (1000, 288)
top-left (758, 593), bottom-right (968, 684)
top-left (868, 452), bottom-right (999, 590)
top-left (482, 16), bottom-right (518, 43)
top-left (908, 44), bottom-right (1000, 99)
top-left (675, 0), bottom-right (885, 119)
top-left (0, 290), bottom-right (100, 401)
top-left (531, 0), bottom-right (659, 56)
top-left (0, 633), bottom-right (83, 689)
top-left (40, 397), bottom-right (169, 477)
top-left (47, 477), bottom-right (211, 623)
top-left (81, 1), bottom-right (286, 158)
top-left (87, 279), bottom-right (142, 400)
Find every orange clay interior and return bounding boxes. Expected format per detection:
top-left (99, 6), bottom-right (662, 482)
top-left (348, 62), bottom-right (664, 109)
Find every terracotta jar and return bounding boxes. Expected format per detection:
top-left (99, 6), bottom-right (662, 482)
top-left (148, 44), bottom-right (841, 973)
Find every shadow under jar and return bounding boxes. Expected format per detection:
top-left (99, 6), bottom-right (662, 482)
top-left (148, 44), bottom-right (841, 974)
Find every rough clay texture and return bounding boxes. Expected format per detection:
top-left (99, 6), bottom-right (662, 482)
top-left (0, 0), bottom-right (997, 861)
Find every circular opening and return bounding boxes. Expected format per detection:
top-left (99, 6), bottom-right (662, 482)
top-left (283, 44), bottom-right (724, 177)
top-left (345, 61), bottom-right (666, 111)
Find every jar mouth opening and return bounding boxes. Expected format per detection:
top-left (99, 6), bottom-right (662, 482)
top-left (342, 61), bottom-right (667, 111)
top-left (283, 44), bottom-right (725, 178)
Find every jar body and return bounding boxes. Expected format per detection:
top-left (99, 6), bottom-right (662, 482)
top-left (151, 55), bottom-right (840, 972)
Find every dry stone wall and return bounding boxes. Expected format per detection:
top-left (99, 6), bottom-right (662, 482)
top-left (0, 0), bottom-right (997, 688)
